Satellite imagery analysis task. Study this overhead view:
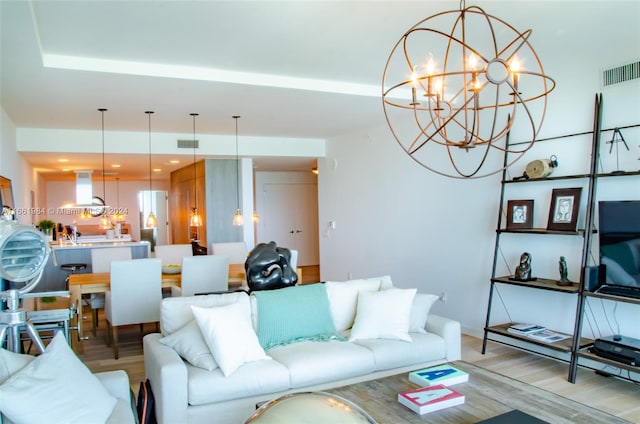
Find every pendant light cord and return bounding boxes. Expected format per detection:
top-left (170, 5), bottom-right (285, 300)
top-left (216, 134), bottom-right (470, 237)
top-left (233, 115), bottom-right (240, 210)
top-left (191, 113), bottom-right (199, 210)
top-left (146, 111), bottom-right (154, 193)
top-left (99, 108), bottom-right (107, 206)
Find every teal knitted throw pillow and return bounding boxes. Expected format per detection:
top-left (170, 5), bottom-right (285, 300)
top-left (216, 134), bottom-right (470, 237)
top-left (253, 283), bottom-right (340, 350)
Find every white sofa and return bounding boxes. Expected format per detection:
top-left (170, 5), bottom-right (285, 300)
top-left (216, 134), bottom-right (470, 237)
top-left (143, 276), bottom-right (461, 423)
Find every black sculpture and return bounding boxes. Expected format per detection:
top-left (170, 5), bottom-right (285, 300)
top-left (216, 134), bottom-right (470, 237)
top-left (245, 241), bottom-right (298, 291)
top-left (514, 252), bottom-right (533, 281)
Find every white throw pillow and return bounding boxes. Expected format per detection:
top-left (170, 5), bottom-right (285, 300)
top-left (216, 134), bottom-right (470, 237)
top-left (0, 332), bottom-right (117, 424)
top-left (324, 278), bottom-right (383, 333)
top-left (409, 293), bottom-right (439, 333)
top-left (191, 300), bottom-right (269, 377)
top-left (324, 282), bottom-right (360, 333)
top-left (349, 288), bottom-right (417, 342)
top-left (0, 348), bottom-right (34, 384)
top-left (159, 320), bottom-right (218, 371)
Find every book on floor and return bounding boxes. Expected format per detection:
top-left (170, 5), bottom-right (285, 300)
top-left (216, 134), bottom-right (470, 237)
top-left (397, 384), bottom-right (465, 415)
top-left (507, 323), bottom-right (546, 336)
top-left (409, 364), bottom-right (469, 387)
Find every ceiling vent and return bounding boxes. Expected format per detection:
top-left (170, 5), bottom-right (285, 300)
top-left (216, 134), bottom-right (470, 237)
top-left (178, 139), bottom-right (198, 149)
top-left (602, 60), bottom-right (640, 87)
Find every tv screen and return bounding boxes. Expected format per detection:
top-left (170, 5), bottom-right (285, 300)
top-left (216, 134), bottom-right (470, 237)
top-left (598, 201), bottom-right (640, 293)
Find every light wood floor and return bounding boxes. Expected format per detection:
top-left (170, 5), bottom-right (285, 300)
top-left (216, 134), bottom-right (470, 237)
top-left (66, 267), bottom-right (640, 423)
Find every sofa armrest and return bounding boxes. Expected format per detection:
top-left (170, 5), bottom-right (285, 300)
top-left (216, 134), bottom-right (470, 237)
top-left (95, 370), bottom-right (131, 401)
top-left (143, 333), bottom-right (189, 424)
top-left (425, 314), bottom-right (461, 361)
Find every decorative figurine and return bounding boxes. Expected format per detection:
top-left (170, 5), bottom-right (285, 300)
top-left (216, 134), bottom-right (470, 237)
top-left (513, 252), bottom-right (533, 281)
top-left (557, 256), bottom-right (572, 286)
top-left (245, 241), bottom-right (298, 291)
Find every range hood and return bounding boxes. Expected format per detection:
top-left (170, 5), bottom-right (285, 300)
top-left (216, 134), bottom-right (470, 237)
top-left (60, 171), bottom-right (102, 208)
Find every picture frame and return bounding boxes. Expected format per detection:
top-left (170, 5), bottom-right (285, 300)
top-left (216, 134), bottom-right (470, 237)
top-left (506, 199), bottom-right (534, 230)
top-left (547, 187), bottom-right (582, 231)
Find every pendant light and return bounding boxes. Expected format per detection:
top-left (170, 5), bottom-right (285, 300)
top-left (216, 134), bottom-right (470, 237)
top-left (98, 108), bottom-right (112, 229)
top-left (189, 113), bottom-right (202, 228)
top-left (145, 111), bottom-right (157, 228)
top-left (232, 115), bottom-right (244, 226)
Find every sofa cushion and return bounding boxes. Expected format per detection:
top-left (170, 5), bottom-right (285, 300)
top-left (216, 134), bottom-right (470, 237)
top-left (253, 283), bottom-right (338, 350)
top-left (160, 291), bottom-right (248, 336)
top-left (409, 293), bottom-right (439, 333)
top-left (187, 358), bottom-right (290, 405)
top-left (324, 276), bottom-right (390, 333)
top-left (0, 347), bottom-right (34, 384)
top-left (159, 319), bottom-right (218, 371)
top-left (349, 288), bottom-right (416, 342)
top-left (268, 340), bottom-right (376, 388)
top-left (0, 333), bottom-right (117, 424)
top-left (191, 299), bottom-right (269, 377)
top-left (353, 332), bottom-right (447, 371)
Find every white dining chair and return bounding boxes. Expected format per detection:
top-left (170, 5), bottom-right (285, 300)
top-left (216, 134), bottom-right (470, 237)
top-left (88, 246), bottom-right (132, 336)
top-left (104, 258), bottom-right (162, 359)
top-left (154, 244), bottom-right (193, 266)
top-left (210, 242), bottom-right (248, 265)
top-left (171, 255), bottom-right (230, 297)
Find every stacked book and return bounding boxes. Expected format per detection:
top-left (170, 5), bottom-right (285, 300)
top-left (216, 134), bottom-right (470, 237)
top-left (507, 323), bottom-right (570, 343)
top-left (398, 364), bottom-right (468, 415)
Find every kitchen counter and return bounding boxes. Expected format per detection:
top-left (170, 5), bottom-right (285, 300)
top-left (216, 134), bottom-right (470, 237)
top-left (34, 241), bottom-right (151, 292)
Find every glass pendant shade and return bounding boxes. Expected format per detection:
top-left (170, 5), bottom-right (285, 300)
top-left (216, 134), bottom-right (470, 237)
top-left (233, 209), bottom-right (244, 226)
top-left (190, 208), bottom-right (202, 227)
top-left (99, 214), bottom-right (111, 229)
top-left (146, 212), bottom-right (158, 228)
top-left (252, 212), bottom-right (259, 223)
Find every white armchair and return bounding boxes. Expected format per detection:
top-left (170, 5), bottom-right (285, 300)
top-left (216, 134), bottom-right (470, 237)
top-left (105, 258), bottom-right (162, 359)
top-left (88, 246), bottom-right (132, 335)
top-left (171, 255), bottom-right (230, 297)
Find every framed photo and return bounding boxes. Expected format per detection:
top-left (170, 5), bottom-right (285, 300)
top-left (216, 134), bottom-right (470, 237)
top-left (547, 188), bottom-right (582, 231)
top-left (506, 199), bottom-right (534, 229)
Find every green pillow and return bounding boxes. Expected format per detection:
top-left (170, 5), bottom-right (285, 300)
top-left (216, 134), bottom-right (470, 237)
top-left (601, 242), bottom-right (636, 275)
top-left (253, 283), bottom-right (339, 350)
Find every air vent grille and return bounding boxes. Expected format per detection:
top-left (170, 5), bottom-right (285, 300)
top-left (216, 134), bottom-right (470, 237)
top-left (602, 61), bottom-right (640, 87)
top-left (178, 139), bottom-right (199, 149)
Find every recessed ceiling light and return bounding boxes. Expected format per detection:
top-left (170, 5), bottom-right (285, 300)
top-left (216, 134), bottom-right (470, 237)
top-left (112, 164), bottom-right (121, 168)
top-left (153, 168), bottom-right (162, 172)
top-left (169, 160), bottom-right (180, 164)
top-left (58, 158), bottom-right (69, 163)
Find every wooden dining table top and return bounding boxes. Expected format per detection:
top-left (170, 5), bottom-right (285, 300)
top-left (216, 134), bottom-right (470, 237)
top-left (67, 263), bottom-right (247, 286)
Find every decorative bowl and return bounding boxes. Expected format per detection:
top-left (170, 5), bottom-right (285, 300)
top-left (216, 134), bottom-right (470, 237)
top-left (162, 265), bottom-right (181, 274)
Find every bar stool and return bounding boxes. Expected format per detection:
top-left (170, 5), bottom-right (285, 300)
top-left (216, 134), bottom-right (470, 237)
top-left (60, 263), bottom-right (87, 289)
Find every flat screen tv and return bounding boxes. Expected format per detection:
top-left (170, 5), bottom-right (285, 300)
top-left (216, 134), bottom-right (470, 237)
top-left (596, 200), bottom-right (640, 297)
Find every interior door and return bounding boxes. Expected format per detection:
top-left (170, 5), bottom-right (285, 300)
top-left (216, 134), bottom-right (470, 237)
top-left (259, 183), bottom-right (319, 266)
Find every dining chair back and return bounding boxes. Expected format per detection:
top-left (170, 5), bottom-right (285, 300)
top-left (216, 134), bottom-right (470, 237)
top-left (210, 242), bottom-right (248, 265)
top-left (172, 255), bottom-right (230, 297)
top-left (87, 246), bottom-right (133, 335)
top-left (154, 244), bottom-right (193, 266)
top-left (91, 247), bottom-right (132, 272)
top-left (104, 258), bottom-right (162, 359)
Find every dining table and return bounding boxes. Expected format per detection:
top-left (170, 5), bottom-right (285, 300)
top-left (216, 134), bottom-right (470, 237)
top-left (67, 263), bottom-right (247, 353)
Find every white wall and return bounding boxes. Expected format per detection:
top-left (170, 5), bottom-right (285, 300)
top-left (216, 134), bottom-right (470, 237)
top-left (318, 59), bottom-right (640, 339)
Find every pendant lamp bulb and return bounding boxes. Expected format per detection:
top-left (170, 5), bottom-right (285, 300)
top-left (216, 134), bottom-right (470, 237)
top-left (232, 115), bottom-right (244, 226)
top-left (145, 111), bottom-right (157, 228)
top-left (190, 113), bottom-right (202, 230)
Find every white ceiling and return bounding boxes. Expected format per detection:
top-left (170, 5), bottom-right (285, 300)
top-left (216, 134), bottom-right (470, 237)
top-left (2, 1), bottom-right (638, 179)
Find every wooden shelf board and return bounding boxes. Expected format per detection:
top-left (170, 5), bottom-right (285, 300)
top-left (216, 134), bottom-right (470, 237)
top-left (583, 290), bottom-right (640, 305)
top-left (577, 349), bottom-right (640, 373)
top-left (493, 276), bottom-right (580, 293)
top-left (498, 228), bottom-right (584, 235)
top-left (486, 323), bottom-right (593, 353)
top-left (504, 174), bottom-right (591, 183)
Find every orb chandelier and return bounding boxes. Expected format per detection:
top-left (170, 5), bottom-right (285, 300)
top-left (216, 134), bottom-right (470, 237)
top-left (382, 1), bottom-right (555, 178)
